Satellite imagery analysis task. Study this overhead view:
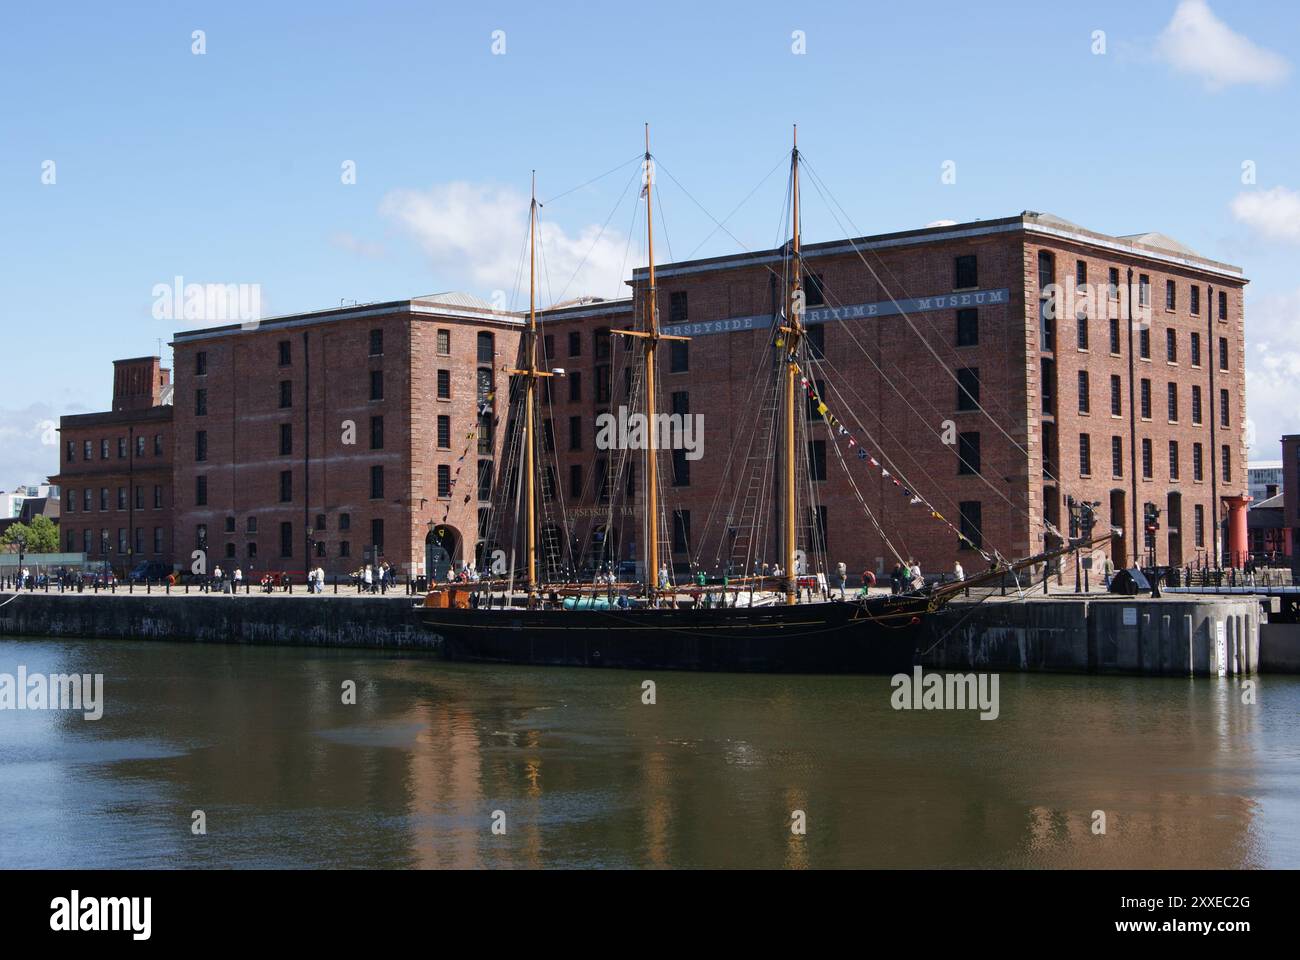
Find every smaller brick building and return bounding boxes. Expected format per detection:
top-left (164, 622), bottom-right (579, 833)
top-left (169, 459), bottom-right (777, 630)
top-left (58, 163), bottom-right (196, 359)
top-left (48, 357), bottom-right (175, 572)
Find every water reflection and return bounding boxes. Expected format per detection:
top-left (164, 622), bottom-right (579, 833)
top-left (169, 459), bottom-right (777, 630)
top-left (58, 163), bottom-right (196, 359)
top-left (0, 637), bottom-right (1296, 868)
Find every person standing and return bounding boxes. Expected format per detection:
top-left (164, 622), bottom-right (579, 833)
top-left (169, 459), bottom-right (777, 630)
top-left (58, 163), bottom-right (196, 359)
top-left (363, 565), bottom-right (373, 594)
top-left (836, 561), bottom-right (847, 599)
top-left (909, 560), bottom-right (922, 591)
top-left (953, 561), bottom-right (965, 582)
top-left (233, 567), bottom-right (243, 592)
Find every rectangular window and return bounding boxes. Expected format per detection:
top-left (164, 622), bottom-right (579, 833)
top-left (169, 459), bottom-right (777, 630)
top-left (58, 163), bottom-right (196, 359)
top-left (370, 415), bottom-right (384, 450)
top-left (804, 272), bottom-right (825, 306)
top-left (339, 513), bottom-right (350, 531)
top-left (1109, 318), bottom-right (1121, 355)
top-left (247, 516), bottom-right (258, 534)
top-left (477, 332), bottom-right (494, 364)
top-left (437, 329), bottom-right (450, 355)
top-left (957, 431), bottom-right (981, 475)
top-left (958, 501), bottom-right (983, 550)
top-left (569, 415), bottom-right (583, 451)
top-left (280, 470), bottom-right (292, 502)
top-left (435, 370), bottom-right (449, 400)
top-left (1220, 388), bottom-right (1230, 427)
top-left (1218, 290), bottom-right (1228, 320)
top-left (956, 308), bottom-right (978, 346)
top-left (100, 439), bottom-right (109, 459)
top-left (117, 486), bottom-right (126, 510)
top-left (84, 440), bottom-right (92, 460)
top-left (1110, 375), bottom-right (1122, 416)
top-left (669, 292), bottom-right (688, 323)
top-left (568, 330), bottom-right (581, 357)
top-left (154, 434), bottom-right (163, 455)
top-left (136, 434), bottom-right (145, 457)
top-left (477, 460), bottom-right (492, 501)
top-left (1195, 505), bottom-right (1205, 547)
top-left (279, 380), bottom-right (292, 408)
top-left (542, 419), bottom-right (554, 453)
top-left (1193, 443), bottom-right (1204, 481)
top-left (1108, 267), bottom-right (1120, 300)
top-left (1076, 310), bottom-right (1088, 350)
top-left (1166, 328), bottom-right (1177, 362)
top-left (1165, 279), bottom-right (1176, 311)
top-left (370, 465), bottom-right (384, 499)
top-left (372, 370), bottom-right (386, 401)
top-left (1140, 378), bottom-right (1151, 419)
top-left (117, 437), bottom-right (127, 458)
top-left (569, 463), bottom-right (583, 498)
top-left (100, 487), bottom-right (108, 511)
top-left (67, 488), bottom-right (76, 512)
top-left (1190, 285), bottom-right (1200, 315)
top-left (437, 465), bottom-right (451, 498)
top-left (672, 448), bottom-right (691, 486)
top-left (280, 423), bottom-right (292, 456)
top-left (954, 254), bottom-right (978, 289)
top-left (195, 389), bottom-right (207, 416)
top-left (1112, 436), bottom-right (1123, 478)
top-left (1142, 439), bottom-right (1153, 479)
top-left (428, 414), bottom-right (447, 450)
top-left (805, 324), bottom-right (825, 360)
top-left (154, 527), bottom-right (163, 554)
top-left (196, 351), bottom-right (208, 376)
top-left (153, 485), bottom-right (162, 508)
top-left (595, 366), bottom-right (611, 403)
top-left (1139, 327), bottom-right (1150, 360)
top-left (1219, 337), bottom-right (1228, 371)
top-left (1138, 274), bottom-right (1150, 307)
top-left (956, 368), bottom-right (980, 411)
top-left (1191, 385), bottom-right (1203, 425)
top-left (564, 370), bottom-right (580, 403)
top-left (195, 430), bottom-right (207, 462)
top-left (1075, 260), bottom-right (1087, 288)
top-left (1167, 382), bottom-right (1178, 422)
top-left (1079, 434), bottom-right (1092, 475)
top-left (667, 338), bottom-right (689, 373)
top-left (1222, 445), bottom-right (1232, 482)
top-left (807, 440), bottom-right (827, 482)
top-left (195, 475), bottom-right (207, 506)
top-left (1169, 441), bottom-right (1180, 480)
top-left (339, 541), bottom-right (350, 558)
top-left (280, 522), bottom-right (293, 558)
top-left (278, 340), bottom-right (291, 366)
top-left (369, 328), bottom-right (383, 356)
top-left (672, 509), bottom-right (690, 554)
top-left (477, 413), bottom-right (493, 455)
top-left (1077, 371), bottom-right (1090, 414)
top-left (66, 440), bottom-right (75, 463)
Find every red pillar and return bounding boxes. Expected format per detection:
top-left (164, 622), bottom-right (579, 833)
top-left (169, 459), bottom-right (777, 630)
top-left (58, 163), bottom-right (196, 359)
top-left (1222, 495), bottom-right (1252, 569)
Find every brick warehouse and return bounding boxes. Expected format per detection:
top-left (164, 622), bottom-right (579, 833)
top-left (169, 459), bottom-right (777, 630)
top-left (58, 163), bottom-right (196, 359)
top-left (48, 357), bottom-right (175, 569)
top-left (54, 211), bottom-right (1250, 581)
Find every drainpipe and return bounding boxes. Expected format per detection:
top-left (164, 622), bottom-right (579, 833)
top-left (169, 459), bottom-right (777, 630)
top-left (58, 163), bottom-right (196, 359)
top-left (1126, 268), bottom-right (1139, 569)
top-left (1208, 284), bottom-right (1220, 567)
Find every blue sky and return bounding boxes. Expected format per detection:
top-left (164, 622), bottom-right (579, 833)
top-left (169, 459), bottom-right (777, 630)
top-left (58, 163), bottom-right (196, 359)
top-left (2, 0), bottom-right (1298, 488)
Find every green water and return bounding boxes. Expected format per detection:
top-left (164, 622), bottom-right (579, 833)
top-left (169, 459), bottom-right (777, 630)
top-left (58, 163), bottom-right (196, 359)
top-left (0, 635), bottom-right (1296, 868)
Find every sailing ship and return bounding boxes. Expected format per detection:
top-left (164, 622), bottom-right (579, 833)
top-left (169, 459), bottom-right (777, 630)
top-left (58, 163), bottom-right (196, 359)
top-left (417, 127), bottom-right (1110, 674)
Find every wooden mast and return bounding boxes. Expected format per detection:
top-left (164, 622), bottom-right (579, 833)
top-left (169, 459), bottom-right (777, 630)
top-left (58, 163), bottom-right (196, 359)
top-left (614, 124), bottom-right (689, 603)
top-left (784, 125), bottom-right (803, 605)
top-left (525, 172), bottom-right (539, 601)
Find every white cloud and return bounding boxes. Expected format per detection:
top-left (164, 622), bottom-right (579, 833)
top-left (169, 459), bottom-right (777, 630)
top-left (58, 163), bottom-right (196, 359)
top-left (1231, 186), bottom-right (1300, 243)
top-left (1155, 0), bottom-right (1290, 91)
top-left (1245, 287), bottom-right (1300, 458)
top-left (0, 403), bottom-right (62, 491)
top-left (379, 182), bottom-right (629, 307)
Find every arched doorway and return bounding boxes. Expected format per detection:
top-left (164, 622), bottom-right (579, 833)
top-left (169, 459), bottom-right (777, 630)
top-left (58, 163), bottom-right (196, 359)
top-left (425, 525), bottom-right (460, 581)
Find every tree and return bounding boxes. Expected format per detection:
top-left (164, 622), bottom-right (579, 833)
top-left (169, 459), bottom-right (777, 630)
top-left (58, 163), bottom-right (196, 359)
top-left (1, 515), bottom-right (59, 553)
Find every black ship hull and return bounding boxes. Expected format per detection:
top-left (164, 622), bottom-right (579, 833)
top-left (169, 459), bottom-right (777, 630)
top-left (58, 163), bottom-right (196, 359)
top-left (419, 594), bottom-right (931, 674)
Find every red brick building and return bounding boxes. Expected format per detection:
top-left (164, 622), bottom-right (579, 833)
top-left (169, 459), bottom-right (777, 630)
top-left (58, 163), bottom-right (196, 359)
top-left (48, 357), bottom-right (175, 571)
top-left (158, 212), bottom-right (1248, 582)
top-left (1284, 435), bottom-right (1300, 575)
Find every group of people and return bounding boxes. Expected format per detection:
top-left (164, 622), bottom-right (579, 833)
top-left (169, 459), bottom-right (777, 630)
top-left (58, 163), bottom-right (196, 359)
top-left (356, 561), bottom-right (396, 593)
